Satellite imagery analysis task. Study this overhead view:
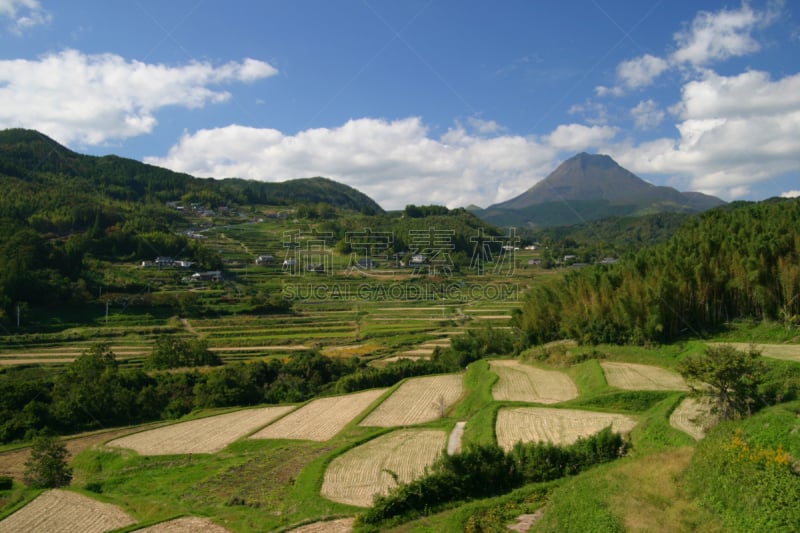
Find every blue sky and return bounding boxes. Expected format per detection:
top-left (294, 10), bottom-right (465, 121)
top-left (1, 0), bottom-right (798, 209)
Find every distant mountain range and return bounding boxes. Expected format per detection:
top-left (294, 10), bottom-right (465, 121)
top-left (475, 153), bottom-right (725, 228)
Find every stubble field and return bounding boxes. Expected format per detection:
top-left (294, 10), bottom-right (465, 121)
top-left (108, 406), bottom-right (295, 455)
top-left (250, 389), bottom-right (387, 441)
top-left (489, 359), bottom-right (578, 403)
top-left (320, 429), bottom-right (446, 507)
top-left (601, 362), bottom-right (689, 391)
top-left (495, 407), bottom-right (637, 451)
top-left (358, 374), bottom-right (464, 427)
top-left (0, 489), bottom-right (135, 533)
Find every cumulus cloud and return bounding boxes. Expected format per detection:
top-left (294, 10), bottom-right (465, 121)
top-left (781, 190), bottom-right (800, 198)
top-left (616, 54), bottom-right (669, 90)
top-left (671, 3), bottom-right (774, 66)
top-left (544, 124), bottom-right (618, 152)
top-left (0, 0), bottom-right (50, 34)
top-left (146, 117), bottom-right (567, 210)
top-left (630, 99), bottom-right (665, 130)
top-left (0, 49), bottom-right (277, 145)
top-left (598, 2), bottom-right (778, 96)
top-left (612, 70), bottom-right (800, 199)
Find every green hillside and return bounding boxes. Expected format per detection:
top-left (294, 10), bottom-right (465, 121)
top-left (0, 131), bottom-right (798, 532)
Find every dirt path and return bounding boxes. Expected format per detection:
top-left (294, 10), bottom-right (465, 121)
top-left (447, 421), bottom-right (466, 455)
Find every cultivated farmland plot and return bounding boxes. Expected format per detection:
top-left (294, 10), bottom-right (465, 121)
top-left (708, 342), bottom-right (800, 362)
top-left (0, 489), bottom-right (136, 533)
top-left (321, 429), bottom-right (446, 507)
top-left (601, 362), bottom-right (689, 391)
top-left (669, 397), bottom-right (714, 440)
top-left (489, 360), bottom-right (578, 404)
top-left (358, 374), bottom-right (464, 427)
top-left (108, 405), bottom-right (295, 455)
top-left (250, 389), bottom-right (387, 441)
top-left (495, 407), bottom-right (637, 451)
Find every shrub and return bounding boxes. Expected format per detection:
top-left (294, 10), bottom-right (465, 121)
top-left (23, 435), bottom-right (72, 488)
top-left (0, 475), bottom-right (13, 490)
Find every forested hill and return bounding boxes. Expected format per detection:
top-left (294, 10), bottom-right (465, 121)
top-left (0, 128), bottom-right (384, 219)
top-left (516, 198), bottom-right (800, 345)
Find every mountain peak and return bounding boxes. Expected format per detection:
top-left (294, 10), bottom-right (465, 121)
top-left (480, 152), bottom-right (725, 227)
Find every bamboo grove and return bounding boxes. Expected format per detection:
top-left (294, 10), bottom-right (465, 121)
top-left (516, 198), bottom-right (800, 345)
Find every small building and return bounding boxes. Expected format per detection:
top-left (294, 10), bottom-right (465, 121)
top-left (191, 270), bottom-right (223, 282)
top-left (256, 254), bottom-right (274, 265)
top-left (600, 257), bottom-right (618, 265)
top-left (155, 256), bottom-right (174, 267)
top-left (410, 254), bottom-right (427, 264)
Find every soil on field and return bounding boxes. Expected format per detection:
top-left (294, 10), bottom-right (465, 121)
top-left (0, 424), bottom-right (166, 481)
top-left (0, 489), bottom-right (136, 533)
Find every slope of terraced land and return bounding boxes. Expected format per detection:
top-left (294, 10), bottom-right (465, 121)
top-left (108, 406), bottom-right (295, 455)
top-left (250, 389), bottom-right (387, 441)
top-left (669, 397), bottom-right (714, 440)
top-left (321, 429), bottom-right (446, 507)
top-left (358, 374), bottom-right (463, 427)
top-left (496, 407), bottom-right (637, 451)
top-left (601, 362), bottom-right (689, 391)
top-left (0, 489), bottom-right (136, 533)
top-left (490, 360), bottom-right (578, 403)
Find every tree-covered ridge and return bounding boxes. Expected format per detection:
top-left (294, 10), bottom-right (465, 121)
top-left (516, 198), bottom-right (800, 345)
top-left (0, 128), bottom-right (384, 219)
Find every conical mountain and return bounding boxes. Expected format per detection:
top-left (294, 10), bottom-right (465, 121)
top-left (479, 153), bottom-right (724, 227)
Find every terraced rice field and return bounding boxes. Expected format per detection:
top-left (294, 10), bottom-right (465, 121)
top-left (0, 489), bottom-right (136, 533)
top-left (601, 362), bottom-right (689, 391)
top-left (321, 429), bottom-right (446, 507)
top-left (250, 389), bottom-right (387, 441)
top-left (489, 360), bottom-right (578, 403)
top-left (359, 374), bottom-right (464, 427)
top-left (108, 406), bottom-right (295, 455)
top-left (707, 342), bottom-right (800, 362)
top-left (495, 407), bottom-right (637, 451)
top-left (669, 397), bottom-right (714, 440)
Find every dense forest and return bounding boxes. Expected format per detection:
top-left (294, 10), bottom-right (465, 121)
top-left (515, 198), bottom-right (800, 345)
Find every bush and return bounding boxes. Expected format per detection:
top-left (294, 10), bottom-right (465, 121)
top-left (0, 475), bottom-right (13, 490)
top-left (358, 428), bottom-right (627, 526)
top-left (145, 336), bottom-right (221, 370)
top-left (23, 435), bottom-right (72, 488)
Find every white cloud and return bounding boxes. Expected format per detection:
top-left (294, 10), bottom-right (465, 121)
top-left (781, 190), bottom-right (800, 198)
top-left (630, 99), bottom-right (665, 130)
top-left (146, 117), bottom-right (566, 210)
top-left (598, 2), bottom-right (778, 96)
top-left (671, 3), bottom-right (774, 66)
top-left (611, 70), bottom-right (800, 199)
top-left (544, 124), bottom-right (618, 152)
top-left (0, 49), bottom-right (277, 145)
top-left (466, 117), bottom-right (503, 134)
top-left (0, 0), bottom-right (50, 34)
top-left (616, 54), bottom-right (669, 89)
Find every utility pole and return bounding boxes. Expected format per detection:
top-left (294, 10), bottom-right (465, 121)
top-left (105, 301), bottom-right (109, 325)
top-left (16, 304), bottom-right (20, 328)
